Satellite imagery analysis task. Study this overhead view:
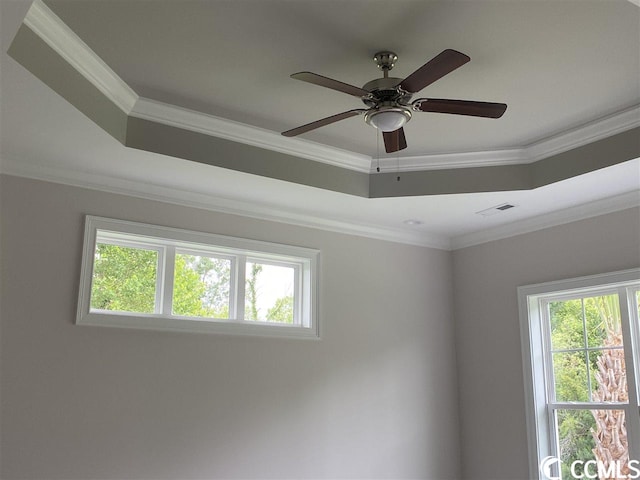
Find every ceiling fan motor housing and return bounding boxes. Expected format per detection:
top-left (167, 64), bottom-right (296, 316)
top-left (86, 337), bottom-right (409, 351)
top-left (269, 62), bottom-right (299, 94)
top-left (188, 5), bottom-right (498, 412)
top-left (283, 48), bottom-right (506, 152)
top-left (362, 77), bottom-right (412, 107)
top-left (362, 76), bottom-right (414, 131)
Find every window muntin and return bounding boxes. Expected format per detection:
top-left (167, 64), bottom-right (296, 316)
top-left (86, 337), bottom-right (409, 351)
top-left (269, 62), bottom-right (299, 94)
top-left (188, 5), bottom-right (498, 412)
top-left (77, 216), bottom-right (320, 338)
top-left (631, 289), bottom-right (640, 403)
top-left (545, 293), bottom-right (628, 404)
top-left (518, 271), bottom-right (640, 479)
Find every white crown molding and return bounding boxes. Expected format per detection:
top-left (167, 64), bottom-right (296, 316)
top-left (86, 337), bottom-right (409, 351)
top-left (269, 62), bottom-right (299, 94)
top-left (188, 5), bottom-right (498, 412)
top-left (3, 155), bottom-right (637, 252)
top-left (129, 99), bottom-right (639, 174)
top-left (525, 104), bottom-right (640, 162)
top-left (130, 98), bottom-right (372, 173)
top-left (0, 156), bottom-right (450, 250)
top-left (375, 148), bottom-right (528, 172)
top-left (450, 190), bottom-right (640, 250)
top-left (21, 2), bottom-right (639, 174)
top-left (22, 0), bottom-right (138, 114)
top-left (131, 98), bottom-right (639, 174)
top-left (376, 105), bottom-right (640, 172)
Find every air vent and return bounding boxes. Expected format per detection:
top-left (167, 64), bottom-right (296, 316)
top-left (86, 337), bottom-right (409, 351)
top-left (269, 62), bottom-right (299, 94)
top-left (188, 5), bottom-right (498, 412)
top-left (496, 204), bottom-right (515, 211)
top-left (476, 203), bottom-right (517, 217)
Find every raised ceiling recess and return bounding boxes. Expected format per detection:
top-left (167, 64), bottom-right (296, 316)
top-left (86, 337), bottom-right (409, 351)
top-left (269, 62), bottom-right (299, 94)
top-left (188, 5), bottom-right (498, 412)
top-left (6, 0), bottom-right (640, 199)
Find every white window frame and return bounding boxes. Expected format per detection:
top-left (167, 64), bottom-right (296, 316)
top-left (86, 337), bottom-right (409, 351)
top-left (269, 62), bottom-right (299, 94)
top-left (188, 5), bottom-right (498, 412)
top-left (77, 216), bottom-right (320, 339)
top-left (518, 269), bottom-right (640, 479)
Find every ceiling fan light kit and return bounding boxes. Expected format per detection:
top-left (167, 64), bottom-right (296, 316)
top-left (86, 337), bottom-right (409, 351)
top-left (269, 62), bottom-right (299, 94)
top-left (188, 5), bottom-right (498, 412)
top-left (282, 49), bottom-right (507, 154)
top-left (365, 107), bottom-right (412, 132)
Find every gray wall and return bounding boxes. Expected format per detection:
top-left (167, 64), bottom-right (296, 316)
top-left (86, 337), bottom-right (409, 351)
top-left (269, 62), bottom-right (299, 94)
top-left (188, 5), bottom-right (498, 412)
top-left (4, 174), bottom-right (637, 480)
top-left (453, 206), bottom-right (640, 479)
top-left (0, 175), bottom-right (459, 479)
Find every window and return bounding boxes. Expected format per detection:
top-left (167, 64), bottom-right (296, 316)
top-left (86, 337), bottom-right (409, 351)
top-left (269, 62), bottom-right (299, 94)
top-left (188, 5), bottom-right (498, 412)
top-left (519, 270), bottom-right (640, 479)
top-left (77, 216), bottom-right (320, 338)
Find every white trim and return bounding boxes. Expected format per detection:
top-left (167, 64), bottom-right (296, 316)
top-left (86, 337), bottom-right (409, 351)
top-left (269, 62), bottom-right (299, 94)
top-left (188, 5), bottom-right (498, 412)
top-left (375, 148), bottom-right (527, 172)
top-left (19, 3), bottom-right (639, 173)
top-left (234, 254), bottom-right (247, 321)
top-left (130, 98), bottom-right (372, 173)
top-left (79, 313), bottom-right (320, 339)
top-left (0, 160), bottom-right (451, 250)
top-left (378, 105), bottom-right (640, 172)
top-left (2, 159), bottom-right (636, 252)
top-left (518, 269), bottom-right (640, 479)
top-left (525, 105), bottom-right (640, 162)
top-left (22, 0), bottom-right (138, 114)
top-left (160, 245), bottom-right (175, 316)
top-left (77, 216), bottom-right (320, 339)
top-left (518, 289), bottom-right (551, 480)
top-left (450, 190), bottom-right (640, 250)
top-left (132, 99), bottom-right (639, 174)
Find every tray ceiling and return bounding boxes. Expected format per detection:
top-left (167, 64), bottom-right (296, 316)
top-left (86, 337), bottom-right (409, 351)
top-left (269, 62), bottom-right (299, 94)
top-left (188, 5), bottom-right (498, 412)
top-left (1, 0), bottom-right (638, 248)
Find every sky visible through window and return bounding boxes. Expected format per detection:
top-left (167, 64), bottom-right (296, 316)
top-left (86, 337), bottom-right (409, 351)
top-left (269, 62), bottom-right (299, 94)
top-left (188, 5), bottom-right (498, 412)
top-left (79, 217), bottom-right (319, 337)
top-left (246, 262), bottom-right (294, 322)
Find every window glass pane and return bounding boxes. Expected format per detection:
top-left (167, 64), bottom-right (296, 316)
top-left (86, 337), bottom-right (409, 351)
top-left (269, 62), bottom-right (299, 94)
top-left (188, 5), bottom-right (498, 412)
top-left (553, 351), bottom-right (589, 402)
top-left (91, 243), bottom-right (157, 313)
top-left (550, 299), bottom-right (585, 350)
top-left (589, 348), bottom-right (627, 403)
top-left (591, 409), bottom-right (631, 479)
top-left (79, 217), bottom-right (318, 337)
top-left (556, 409), bottom-right (596, 480)
top-left (173, 253), bottom-right (231, 318)
top-left (585, 295), bottom-right (622, 349)
top-left (245, 262), bottom-right (295, 323)
top-left (557, 409), bottom-right (630, 480)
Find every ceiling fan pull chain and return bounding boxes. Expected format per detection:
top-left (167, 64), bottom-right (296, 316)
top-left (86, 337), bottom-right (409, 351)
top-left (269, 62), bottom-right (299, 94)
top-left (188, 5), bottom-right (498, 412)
top-left (282, 49), bottom-right (506, 149)
top-left (376, 129), bottom-right (381, 172)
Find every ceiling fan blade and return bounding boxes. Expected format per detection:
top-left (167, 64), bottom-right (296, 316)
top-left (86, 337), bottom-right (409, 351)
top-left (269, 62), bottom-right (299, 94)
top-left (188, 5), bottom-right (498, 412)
top-left (399, 49), bottom-right (470, 93)
top-left (291, 72), bottom-right (371, 98)
top-left (281, 109), bottom-right (364, 137)
top-left (382, 128), bottom-right (407, 153)
top-left (415, 98), bottom-right (507, 118)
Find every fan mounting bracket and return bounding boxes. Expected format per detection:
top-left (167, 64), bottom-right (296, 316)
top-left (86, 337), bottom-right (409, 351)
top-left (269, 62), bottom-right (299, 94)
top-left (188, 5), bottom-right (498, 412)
top-left (282, 48), bottom-right (506, 149)
top-left (373, 51), bottom-right (398, 73)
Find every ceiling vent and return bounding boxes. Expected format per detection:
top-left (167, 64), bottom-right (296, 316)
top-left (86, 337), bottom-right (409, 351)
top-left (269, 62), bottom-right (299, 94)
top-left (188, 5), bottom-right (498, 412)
top-left (476, 203), bottom-right (517, 217)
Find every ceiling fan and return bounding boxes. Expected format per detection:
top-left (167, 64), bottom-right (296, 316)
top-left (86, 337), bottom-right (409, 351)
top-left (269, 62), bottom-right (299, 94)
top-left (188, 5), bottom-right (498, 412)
top-left (282, 50), bottom-right (507, 153)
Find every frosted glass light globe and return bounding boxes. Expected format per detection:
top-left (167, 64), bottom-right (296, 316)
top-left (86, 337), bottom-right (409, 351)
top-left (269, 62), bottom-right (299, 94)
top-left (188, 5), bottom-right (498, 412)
top-left (366, 108), bottom-right (411, 132)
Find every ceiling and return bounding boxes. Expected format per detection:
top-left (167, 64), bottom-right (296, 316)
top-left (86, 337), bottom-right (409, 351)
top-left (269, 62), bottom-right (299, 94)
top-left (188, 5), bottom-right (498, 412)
top-left (1, 0), bottom-right (639, 249)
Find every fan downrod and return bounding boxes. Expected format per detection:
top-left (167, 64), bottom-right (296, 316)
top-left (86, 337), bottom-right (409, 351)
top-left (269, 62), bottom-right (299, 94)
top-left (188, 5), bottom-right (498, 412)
top-left (282, 48), bottom-right (507, 153)
top-left (363, 51), bottom-right (409, 108)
